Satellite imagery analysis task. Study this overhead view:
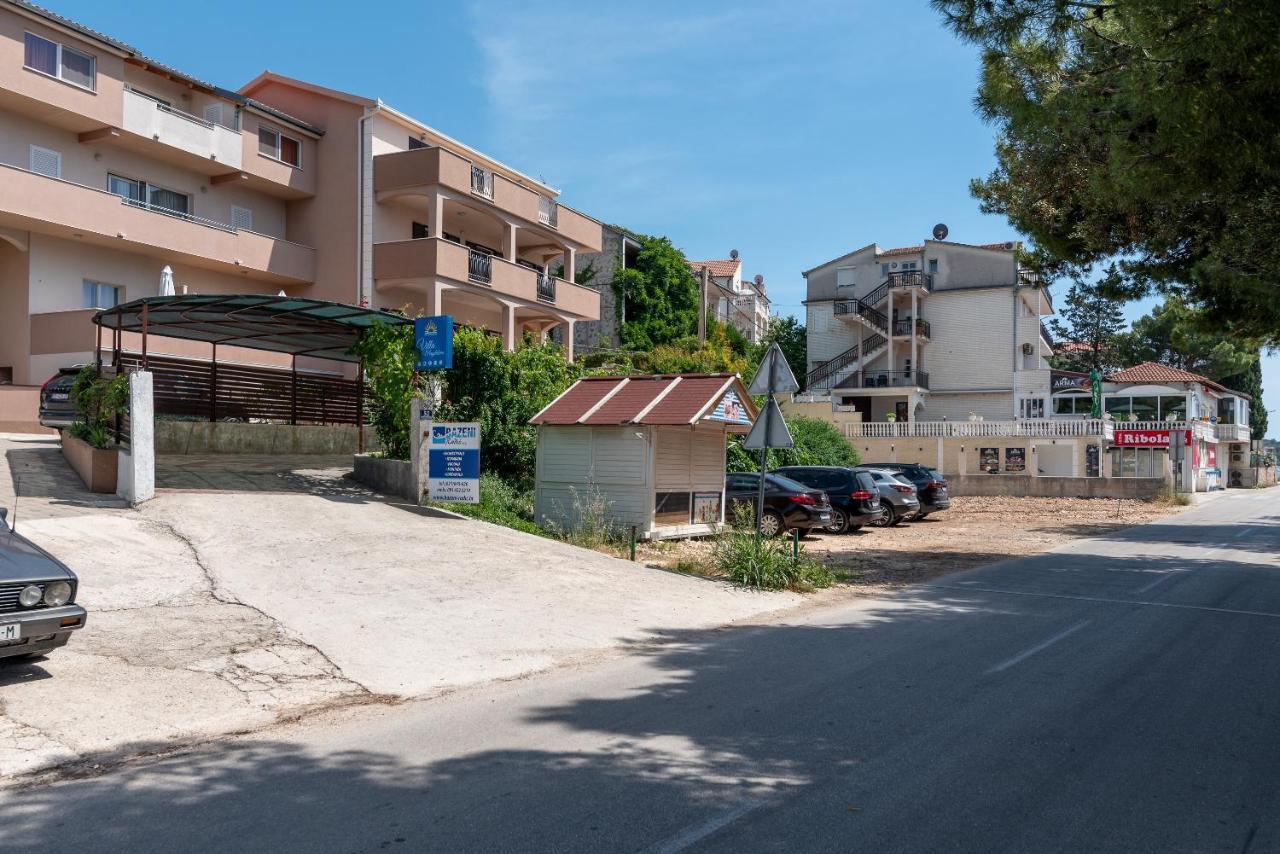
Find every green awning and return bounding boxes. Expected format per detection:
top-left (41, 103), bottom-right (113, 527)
top-left (93, 294), bottom-right (411, 362)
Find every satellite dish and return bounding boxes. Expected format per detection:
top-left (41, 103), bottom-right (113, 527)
top-left (753, 274), bottom-right (764, 286)
top-left (932, 223), bottom-right (949, 241)
top-left (729, 249), bottom-right (739, 260)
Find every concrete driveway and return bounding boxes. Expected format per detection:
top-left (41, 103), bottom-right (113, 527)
top-left (1, 436), bottom-right (801, 778)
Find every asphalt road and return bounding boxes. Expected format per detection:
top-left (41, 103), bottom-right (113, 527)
top-left (3, 489), bottom-right (1278, 853)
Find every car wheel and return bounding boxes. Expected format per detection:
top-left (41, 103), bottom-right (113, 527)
top-left (823, 508), bottom-right (849, 535)
top-left (870, 506), bottom-right (893, 527)
top-left (759, 509), bottom-right (785, 538)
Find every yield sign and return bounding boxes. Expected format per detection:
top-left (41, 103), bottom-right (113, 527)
top-left (747, 343), bottom-right (799, 396)
top-left (742, 397), bottom-right (794, 450)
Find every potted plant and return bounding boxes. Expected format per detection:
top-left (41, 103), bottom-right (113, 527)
top-left (62, 367), bottom-right (129, 493)
top-left (886, 413), bottom-right (897, 423)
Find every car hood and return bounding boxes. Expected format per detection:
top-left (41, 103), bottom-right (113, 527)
top-left (0, 528), bottom-right (76, 583)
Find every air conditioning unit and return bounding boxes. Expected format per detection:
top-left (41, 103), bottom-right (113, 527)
top-left (1021, 343), bottom-right (1034, 355)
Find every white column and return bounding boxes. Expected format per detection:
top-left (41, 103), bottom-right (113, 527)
top-left (562, 247), bottom-right (576, 283)
top-left (1100, 440), bottom-right (1112, 478)
top-left (503, 221), bottom-right (518, 261)
top-left (564, 319), bottom-right (576, 362)
top-left (116, 371), bottom-right (154, 505)
top-left (910, 289), bottom-right (919, 380)
top-left (1072, 440), bottom-right (1082, 477)
top-left (500, 302), bottom-right (517, 351)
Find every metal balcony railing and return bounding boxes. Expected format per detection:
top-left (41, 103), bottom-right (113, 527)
top-left (846, 369), bottom-right (930, 390)
top-left (538, 196), bottom-right (558, 227)
top-left (1040, 320), bottom-right (1054, 347)
top-left (118, 196), bottom-right (237, 233)
top-left (537, 272), bottom-right (556, 303)
top-left (893, 319), bottom-right (931, 338)
top-left (846, 418), bottom-right (1111, 439)
top-left (468, 248), bottom-right (492, 283)
top-left (471, 165), bottom-right (494, 199)
top-left (805, 333), bottom-right (887, 390)
top-left (833, 298), bottom-right (888, 332)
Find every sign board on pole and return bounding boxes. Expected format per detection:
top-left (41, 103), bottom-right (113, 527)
top-left (747, 343), bottom-right (799, 397)
top-left (414, 315), bottom-right (454, 371)
top-left (743, 397), bottom-right (794, 450)
top-left (428, 422), bottom-right (480, 503)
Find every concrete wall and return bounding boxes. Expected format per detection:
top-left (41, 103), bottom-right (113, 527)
top-left (351, 454), bottom-right (415, 501)
top-left (847, 435), bottom-right (1105, 478)
top-left (948, 475), bottom-right (1165, 500)
top-left (573, 226), bottom-right (625, 352)
top-left (155, 421), bottom-right (377, 455)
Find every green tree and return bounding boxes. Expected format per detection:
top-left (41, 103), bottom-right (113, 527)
top-left (935, 0), bottom-right (1280, 344)
top-left (1114, 296), bottom-right (1258, 380)
top-left (748, 315), bottom-right (808, 390)
top-left (1048, 279), bottom-right (1126, 373)
top-left (1219, 355), bottom-right (1268, 438)
top-left (614, 235), bottom-right (699, 350)
top-left (727, 416), bottom-right (859, 472)
top-left (350, 322), bottom-right (423, 460)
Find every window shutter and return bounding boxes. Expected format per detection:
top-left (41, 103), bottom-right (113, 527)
top-left (29, 145), bottom-right (61, 178)
top-left (204, 104), bottom-right (222, 125)
top-left (231, 206), bottom-right (253, 231)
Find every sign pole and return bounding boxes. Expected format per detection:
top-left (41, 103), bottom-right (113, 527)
top-left (743, 343), bottom-right (799, 544)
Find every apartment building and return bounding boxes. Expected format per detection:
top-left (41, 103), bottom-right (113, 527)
top-left (687, 251), bottom-right (770, 344)
top-left (0, 0), bottom-right (602, 400)
top-left (801, 238), bottom-right (1051, 422)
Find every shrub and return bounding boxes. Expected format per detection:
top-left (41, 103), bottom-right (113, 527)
top-left (713, 522), bottom-right (834, 591)
top-left (350, 321), bottom-right (422, 460)
top-left (727, 416), bottom-right (859, 472)
top-left (1153, 482), bottom-right (1193, 506)
top-left (68, 366), bottom-right (129, 449)
top-left (439, 473), bottom-right (546, 537)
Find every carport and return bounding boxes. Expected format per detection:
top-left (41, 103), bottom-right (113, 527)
top-left (92, 294), bottom-right (411, 491)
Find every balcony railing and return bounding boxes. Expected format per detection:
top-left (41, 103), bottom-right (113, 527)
top-left (1217, 422), bottom-right (1251, 442)
top-left (892, 319), bottom-right (931, 338)
top-left (805, 333), bottom-right (888, 390)
top-left (538, 195), bottom-right (558, 227)
top-left (845, 418), bottom-right (1111, 439)
top-left (471, 165), bottom-right (494, 199)
top-left (833, 298), bottom-right (888, 332)
top-left (468, 248), bottom-right (492, 284)
top-left (1040, 320), bottom-right (1054, 346)
top-left (537, 272), bottom-right (556, 304)
top-left (842, 369), bottom-right (929, 390)
top-left (118, 196), bottom-right (237, 233)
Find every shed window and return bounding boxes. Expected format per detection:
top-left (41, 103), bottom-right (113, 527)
top-left (654, 491), bottom-right (691, 525)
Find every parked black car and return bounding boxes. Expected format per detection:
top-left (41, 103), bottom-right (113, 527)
top-left (38, 365), bottom-right (82, 429)
top-left (771, 466), bottom-right (882, 534)
top-left (859, 463), bottom-right (950, 519)
top-left (724, 472), bottom-right (833, 536)
top-left (0, 507), bottom-right (86, 661)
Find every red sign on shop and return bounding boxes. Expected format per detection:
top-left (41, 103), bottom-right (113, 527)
top-left (1113, 429), bottom-right (1192, 447)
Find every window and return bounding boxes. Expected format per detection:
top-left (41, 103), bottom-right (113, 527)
top-left (408, 137), bottom-right (428, 150)
top-left (82, 281), bottom-right (121, 309)
top-left (836, 267), bottom-right (855, 289)
top-left (108, 174), bottom-right (190, 217)
top-left (1105, 397), bottom-right (1132, 418)
top-left (1019, 397), bottom-right (1045, 419)
top-left (230, 206), bottom-right (253, 231)
top-left (258, 126), bottom-right (301, 167)
top-left (29, 145), bottom-right (60, 178)
top-left (928, 259), bottom-right (938, 274)
top-left (881, 263), bottom-right (889, 277)
top-left (1131, 396), bottom-right (1159, 421)
top-left (24, 32), bottom-right (95, 91)
top-left (411, 221), bottom-right (429, 240)
top-left (1053, 395), bottom-right (1090, 416)
top-left (901, 261), bottom-right (918, 270)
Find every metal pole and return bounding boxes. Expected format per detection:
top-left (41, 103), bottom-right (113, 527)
top-left (630, 525), bottom-right (637, 561)
top-left (209, 343), bottom-right (218, 422)
top-left (755, 443), bottom-right (769, 547)
top-left (95, 322), bottom-right (101, 369)
top-left (141, 301), bottom-right (149, 371)
top-left (357, 356), bottom-right (365, 455)
top-left (792, 527), bottom-right (800, 561)
top-left (699, 266), bottom-right (709, 344)
top-left (290, 355), bottom-right (298, 426)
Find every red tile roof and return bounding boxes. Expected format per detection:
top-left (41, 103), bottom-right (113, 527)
top-left (687, 259), bottom-right (741, 278)
top-left (878, 246), bottom-right (922, 256)
top-left (530, 374), bottom-right (757, 426)
top-left (1107, 361), bottom-right (1248, 399)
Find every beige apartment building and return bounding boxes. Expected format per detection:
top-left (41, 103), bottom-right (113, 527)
top-left (687, 252), bottom-right (770, 344)
top-left (0, 0), bottom-right (602, 407)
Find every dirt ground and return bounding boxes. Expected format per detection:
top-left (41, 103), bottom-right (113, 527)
top-left (636, 496), bottom-right (1180, 587)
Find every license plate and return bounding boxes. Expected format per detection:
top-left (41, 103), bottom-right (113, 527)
top-left (50, 393), bottom-right (68, 401)
top-left (0, 624), bottom-right (19, 641)
top-left (817, 512), bottom-right (831, 522)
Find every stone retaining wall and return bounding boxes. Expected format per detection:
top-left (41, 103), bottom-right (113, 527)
top-left (947, 475), bottom-right (1166, 499)
top-left (155, 421), bottom-right (377, 455)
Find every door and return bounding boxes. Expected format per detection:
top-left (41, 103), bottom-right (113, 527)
top-left (895, 401), bottom-right (909, 422)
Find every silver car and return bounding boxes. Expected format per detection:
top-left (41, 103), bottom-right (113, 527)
top-left (857, 468), bottom-right (921, 526)
top-left (0, 507), bottom-right (86, 661)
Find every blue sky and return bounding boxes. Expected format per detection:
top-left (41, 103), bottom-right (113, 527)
top-left (50, 0), bottom-right (1278, 437)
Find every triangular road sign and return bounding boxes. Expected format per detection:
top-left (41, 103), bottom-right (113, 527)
top-left (747, 343), bottom-right (800, 396)
top-left (742, 397), bottom-right (794, 450)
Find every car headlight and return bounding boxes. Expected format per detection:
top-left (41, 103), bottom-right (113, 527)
top-left (43, 581), bottom-right (72, 607)
top-left (18, 585), bottom-right (42, 607)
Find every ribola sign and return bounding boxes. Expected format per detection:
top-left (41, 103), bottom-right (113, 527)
top-left (1113, 429), bottom-right (1192, 447)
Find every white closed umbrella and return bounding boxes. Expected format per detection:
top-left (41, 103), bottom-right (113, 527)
top-left (159, 265), bottom-right (176, 296)
top-left (277, 289), bottom-right (287, 297)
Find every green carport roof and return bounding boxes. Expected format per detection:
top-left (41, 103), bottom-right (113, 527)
top-left (93, 294), bottom-right (412, 362)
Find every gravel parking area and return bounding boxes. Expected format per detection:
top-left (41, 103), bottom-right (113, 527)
top-left (637, 496), bottom-right (1181, 587)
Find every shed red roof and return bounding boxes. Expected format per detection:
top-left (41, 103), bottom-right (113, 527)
top-left (530, 374), bottom-right (757, 426)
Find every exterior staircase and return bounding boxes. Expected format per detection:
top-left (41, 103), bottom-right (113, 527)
top-left (805, 333), bottom-right (888, 391)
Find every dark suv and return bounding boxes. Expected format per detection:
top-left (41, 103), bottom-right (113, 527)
top-left (772, 466), bottom-right (882, 534)
top-left (724, 472), bottom-right (833, 536)
top-left (860, 463), bottom-right (950, 519)
top-left (38, 366), bottom-right (83, 429)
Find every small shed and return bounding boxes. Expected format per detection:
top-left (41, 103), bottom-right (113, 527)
top-left (530, 373), bottom-right (757, 539)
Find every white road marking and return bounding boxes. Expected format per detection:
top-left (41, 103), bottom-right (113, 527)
top-left (927, 584), bottom-right (1280, 620)
top-left (1135, 571), bottom-right (1185, 594)
top-left (1233, 527), bottom-right (1257, 539)
top-left (987, 620), bottom-right (1092, 674)
top-left (646, 794), bottom-right (776, 854)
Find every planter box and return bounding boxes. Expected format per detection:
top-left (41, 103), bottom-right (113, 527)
top-left (351, 454), bottom-right (416, 501)
top-left (61, 430), bottom-right (120, 493)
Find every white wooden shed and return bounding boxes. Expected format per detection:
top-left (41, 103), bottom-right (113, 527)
top-left (530, 373), bottom-right (757, 540)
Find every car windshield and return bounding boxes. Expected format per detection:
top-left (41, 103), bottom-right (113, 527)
top-left (926, 468), bottom-right (944, 481)
top-left (767, 474), bottom-right (812, 493)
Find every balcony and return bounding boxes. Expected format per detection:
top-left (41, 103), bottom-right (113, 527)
top-left (863, 271), bottom-right (934, 306)
top-left (1217, 422), bottom-right (1251, 442)
top-left (373, 147), bottom-right (602, 251)
top-left (892, 318), bottom-right (930, 338)
top-left (838, 370), bottom-right (930, 390)
top-left (0, 162), bottom-right (315, 284)
top-left (372, 237), bottom-right (600, 319)
top-left (121, 87), bottom-right (242, 169)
